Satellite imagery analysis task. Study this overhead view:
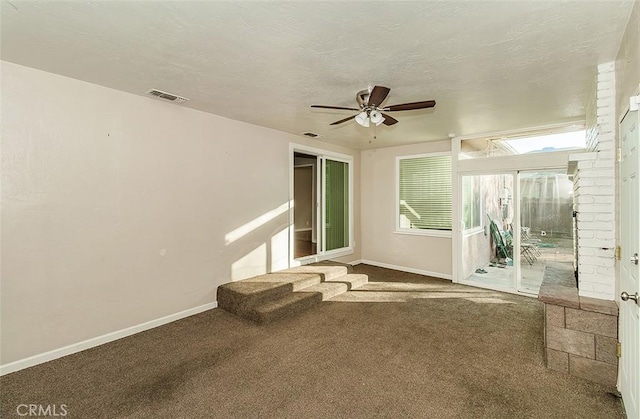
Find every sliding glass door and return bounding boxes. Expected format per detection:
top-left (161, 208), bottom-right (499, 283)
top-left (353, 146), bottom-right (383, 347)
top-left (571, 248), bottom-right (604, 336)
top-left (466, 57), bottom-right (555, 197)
top-left (459, 173), bottom-right (517, 292)
top-left (458, 169), bottom-right (575, 295)
top-left (324, 159), bottom-right (350, 252)
top-left (292, 148), bottom-right (352, 262)
top-left (518, 170), bottom-right (574, 294)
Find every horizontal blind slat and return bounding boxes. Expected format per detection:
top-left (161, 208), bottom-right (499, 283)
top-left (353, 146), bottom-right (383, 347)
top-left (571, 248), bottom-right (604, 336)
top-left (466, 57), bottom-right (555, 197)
top-left (399, 155), bottom-right (452, 230)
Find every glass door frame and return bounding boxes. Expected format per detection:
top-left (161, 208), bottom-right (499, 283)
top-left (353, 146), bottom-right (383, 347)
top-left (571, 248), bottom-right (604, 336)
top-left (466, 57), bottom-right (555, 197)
top-left (456, 170), bottom-right (523, 294)
top-left (453, 132), bottom-right (580, 296)
top-left (455, 166), bottom-right (571, 296)
top-left (289, 143), bottom-right (354, 266)
top-left (517, 168), bottom-right (577, 294)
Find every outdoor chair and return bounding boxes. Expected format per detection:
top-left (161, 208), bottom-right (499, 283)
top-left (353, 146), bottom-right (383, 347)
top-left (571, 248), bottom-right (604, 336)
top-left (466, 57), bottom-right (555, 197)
top-left (488, 217), bottom-right (511, 261)
top-left (488, 216), bottom-right (538, 266)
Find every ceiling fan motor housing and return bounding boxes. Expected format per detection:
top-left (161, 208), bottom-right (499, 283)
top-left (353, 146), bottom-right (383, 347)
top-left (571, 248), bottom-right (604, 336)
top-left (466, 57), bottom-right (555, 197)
top-left (356, 90), bottom-right (370, 108)
top-left (311, 85), bottom-right (435, 127)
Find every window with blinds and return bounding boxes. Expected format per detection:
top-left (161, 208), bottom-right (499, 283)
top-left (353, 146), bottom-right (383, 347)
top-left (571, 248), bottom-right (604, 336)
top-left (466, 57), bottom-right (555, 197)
top-left (397, 154), bottom-right (452, 232)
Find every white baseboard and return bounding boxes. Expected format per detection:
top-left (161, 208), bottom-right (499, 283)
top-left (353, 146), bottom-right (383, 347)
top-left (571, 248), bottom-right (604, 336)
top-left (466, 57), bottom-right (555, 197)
top-left (0, 301), bottom-right (218, 377)
top-left (358, 259), bottom-right (452, 280)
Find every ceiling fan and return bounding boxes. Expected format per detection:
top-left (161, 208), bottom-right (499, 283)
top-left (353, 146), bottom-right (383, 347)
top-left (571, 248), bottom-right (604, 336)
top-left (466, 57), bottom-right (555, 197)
top-left (311, 86), bottom-right (436, 127)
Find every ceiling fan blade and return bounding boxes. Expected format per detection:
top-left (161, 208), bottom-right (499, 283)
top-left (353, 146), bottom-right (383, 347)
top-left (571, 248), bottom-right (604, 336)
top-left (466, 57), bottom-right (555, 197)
top-left (381, 114), bottom-right (398, 126)
top-left (385, 100), bottom-right (436, 112)
top-left (330, 115), bottom-right (357, 125)
top-left (311, 105), bottom-right (360, 111)
top-left (368, 86), bottom-right (391, 107)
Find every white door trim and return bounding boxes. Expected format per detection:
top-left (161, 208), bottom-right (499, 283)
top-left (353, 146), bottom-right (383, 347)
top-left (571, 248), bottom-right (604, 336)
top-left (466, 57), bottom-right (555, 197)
top-left (289, 143), bottom-right (354, 267)
top-left (618, 105), bottom-right (639, 419)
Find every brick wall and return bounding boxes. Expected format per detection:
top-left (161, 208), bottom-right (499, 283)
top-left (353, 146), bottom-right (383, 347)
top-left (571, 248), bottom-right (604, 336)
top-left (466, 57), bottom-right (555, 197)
top-left (572, 62), bottom-right (617, 300)
top-left (544, 299), bottom-right (618, 388)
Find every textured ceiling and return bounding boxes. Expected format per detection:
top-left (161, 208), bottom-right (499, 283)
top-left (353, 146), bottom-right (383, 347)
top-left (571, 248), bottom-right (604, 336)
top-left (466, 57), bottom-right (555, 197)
top-left (1, 1), bottom-right (634, 150)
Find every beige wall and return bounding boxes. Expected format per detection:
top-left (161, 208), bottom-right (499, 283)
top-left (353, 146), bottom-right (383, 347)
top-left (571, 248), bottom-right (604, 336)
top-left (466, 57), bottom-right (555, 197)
top-left (0, 61), bottom-right (360, 365)
top-left (360, 140), bottom-right (452, 278)
top-left (615, 0), bottom-right (639, 118)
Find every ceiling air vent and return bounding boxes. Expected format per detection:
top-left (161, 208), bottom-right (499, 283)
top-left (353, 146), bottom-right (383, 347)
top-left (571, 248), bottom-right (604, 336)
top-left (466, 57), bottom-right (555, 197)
top-left (302, 132), bottom-right (321, 138)
top-left (145, 89), bottom-right (189, 104)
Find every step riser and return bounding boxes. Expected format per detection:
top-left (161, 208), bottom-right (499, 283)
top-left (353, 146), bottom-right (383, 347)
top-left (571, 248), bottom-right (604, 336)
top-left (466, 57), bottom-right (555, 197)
top-left (290, 275), bottom-right (323, 291)
top-left (300, 282), bottom-right (349, 301)
top-left (254, 293), bottom-right (323, 323)
top-left (326, 274), bottom-right (368, 290)
top-left (316, 284), bottom-right (349, 300)
top-left (217, 273), bottom-right (323, 314)
top-left (278, 266), bottom-right (348, 282)
top-left (217, 284), bottom-right (292, 316)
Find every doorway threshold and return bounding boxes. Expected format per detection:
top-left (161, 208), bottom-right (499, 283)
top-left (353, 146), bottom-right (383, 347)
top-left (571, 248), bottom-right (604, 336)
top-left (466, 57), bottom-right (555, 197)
top-left (457, 278), bottom-right (539, 298)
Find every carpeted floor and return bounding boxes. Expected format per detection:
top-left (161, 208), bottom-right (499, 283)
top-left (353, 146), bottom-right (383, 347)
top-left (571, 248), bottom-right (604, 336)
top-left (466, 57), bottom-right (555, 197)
top-left (0, 265), bottom-right (625, 418)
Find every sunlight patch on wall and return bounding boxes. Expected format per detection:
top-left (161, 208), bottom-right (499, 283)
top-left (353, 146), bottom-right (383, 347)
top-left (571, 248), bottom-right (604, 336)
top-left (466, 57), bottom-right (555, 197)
top-left (225, 201), bottom-right (291, 245)
top-left (270, 228), bottom-right (289, 273)
top-left (231, 243), bottom-right (267, 281)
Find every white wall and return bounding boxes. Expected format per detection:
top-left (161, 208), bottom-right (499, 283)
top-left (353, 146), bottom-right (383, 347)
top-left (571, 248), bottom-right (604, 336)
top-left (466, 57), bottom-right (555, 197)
top-left (0, 61), bottom-right (360, 366)
top-left (573, 62), bottom-right (617, 300)
top-left (360, 140), bottom-right (452, 279)
top-left (615, 0), bottom-right (639, 116)
top-left (575, 0), bottom-right (638, 301)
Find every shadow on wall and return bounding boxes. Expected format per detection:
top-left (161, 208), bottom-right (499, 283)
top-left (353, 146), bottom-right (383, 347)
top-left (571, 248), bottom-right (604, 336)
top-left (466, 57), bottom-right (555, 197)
top-left (225, 201), bottom-right (293, 281)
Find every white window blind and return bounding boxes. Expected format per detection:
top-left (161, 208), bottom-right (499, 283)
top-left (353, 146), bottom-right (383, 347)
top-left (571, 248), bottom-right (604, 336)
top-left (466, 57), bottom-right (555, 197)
top-left (398, 154), bottom-right (452, 231)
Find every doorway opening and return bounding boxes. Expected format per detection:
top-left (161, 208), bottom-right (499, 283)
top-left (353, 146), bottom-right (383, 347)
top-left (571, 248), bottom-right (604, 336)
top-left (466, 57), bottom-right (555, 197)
top-left (460, 173), bottom-right (517, 292)
top-left (519, 170), bottom-right (575, 293)
top-left (293, 154), bottom-right (317, 258)
top-left (291, 147), bottom-right (353, 264)
top-left (459, 169), bottom-right (574, 295)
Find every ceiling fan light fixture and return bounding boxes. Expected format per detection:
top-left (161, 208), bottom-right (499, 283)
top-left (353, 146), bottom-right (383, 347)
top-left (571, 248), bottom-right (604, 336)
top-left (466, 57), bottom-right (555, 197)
top-left (311, 86), bottom-right (436, 127)
top-left (355, 111), bottom-right (370, 127)
top-left (370, 110), bottom-right (385, 126)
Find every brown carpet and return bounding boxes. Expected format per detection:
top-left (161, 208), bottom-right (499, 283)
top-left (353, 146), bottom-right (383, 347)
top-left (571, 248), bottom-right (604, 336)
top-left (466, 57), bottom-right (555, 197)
top-left (0, 265), bottom-right (625, 418)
